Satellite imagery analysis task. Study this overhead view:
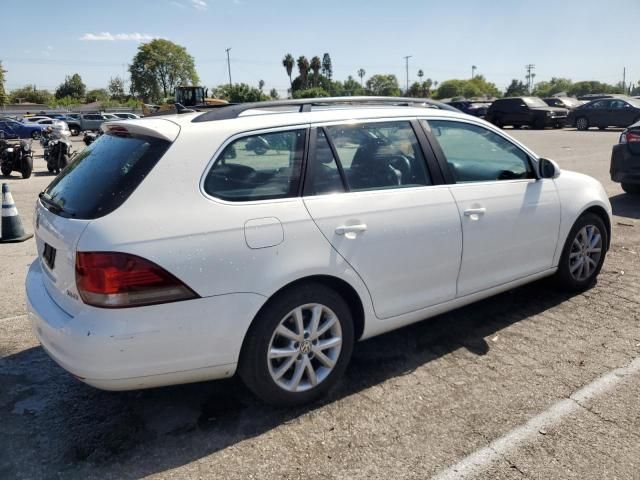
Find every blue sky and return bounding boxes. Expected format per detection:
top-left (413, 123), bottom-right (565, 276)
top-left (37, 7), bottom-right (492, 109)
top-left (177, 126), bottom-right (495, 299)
top-left (2, 0), bottom-right (638, 96)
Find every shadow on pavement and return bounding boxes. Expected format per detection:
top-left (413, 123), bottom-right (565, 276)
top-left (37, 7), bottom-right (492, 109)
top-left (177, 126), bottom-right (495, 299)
top-left (0, 280), bottom-right (574, 479)
top-left (610, 193), bottom-right (640, 220)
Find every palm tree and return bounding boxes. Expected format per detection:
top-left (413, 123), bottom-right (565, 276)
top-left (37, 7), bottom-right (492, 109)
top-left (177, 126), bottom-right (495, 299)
top-left (417, 69), bottom-right (424, 80)
top-left (357, 68), bottom-right (366, 87)
top-left (297, 56), bottom-right (310, 89)
top-left (310, 56), bottom-right (322, 87)
top-left (282, 54), bottom-right (294, 91)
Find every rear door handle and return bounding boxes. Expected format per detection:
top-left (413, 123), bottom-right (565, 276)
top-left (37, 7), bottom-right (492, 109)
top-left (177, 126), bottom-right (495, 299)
top-left (335, 224), bottom-right (367, 235)
top-left (463, 207), bottom-right (486, 216)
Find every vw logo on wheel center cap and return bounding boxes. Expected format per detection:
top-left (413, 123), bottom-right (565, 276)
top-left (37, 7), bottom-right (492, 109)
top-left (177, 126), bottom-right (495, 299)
top-left (300, 340), bottom-right (312, 354)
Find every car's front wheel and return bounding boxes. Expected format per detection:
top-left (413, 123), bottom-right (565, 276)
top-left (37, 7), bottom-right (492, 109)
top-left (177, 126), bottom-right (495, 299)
top-left (555, 213), bottom-right (607, 291)
top-left (239, 283), bottom-right (354, 406)
top-left (576, 117), bottom-right (589, 131)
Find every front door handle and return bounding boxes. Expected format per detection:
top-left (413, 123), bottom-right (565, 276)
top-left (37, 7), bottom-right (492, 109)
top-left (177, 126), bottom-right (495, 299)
top-left (335, 224), bottom-right (367, 235)
top-left (463, 207), bottom-right (486, 216)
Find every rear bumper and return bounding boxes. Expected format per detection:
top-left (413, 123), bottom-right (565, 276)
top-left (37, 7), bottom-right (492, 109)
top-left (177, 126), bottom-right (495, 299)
top-left (610, 144), bottom-right (640, 184)
top-left (26, 260), bottom-right (266, 390)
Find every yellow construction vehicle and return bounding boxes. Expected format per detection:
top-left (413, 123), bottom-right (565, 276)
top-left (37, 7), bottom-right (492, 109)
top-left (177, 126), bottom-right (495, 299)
top-left (142, 86), bottom-right (227, 116)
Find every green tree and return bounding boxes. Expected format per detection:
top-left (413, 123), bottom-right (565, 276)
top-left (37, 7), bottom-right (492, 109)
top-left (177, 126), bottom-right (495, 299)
top-left (310, 56), bottom-right (322, 87)
top-left (357, 68), bottom-right (366, 87)
top-left (365, 74), bottom-right (401, 96)
top-left (0, 61), bottom-right (7, 106)
top-left (258, 79), bottom-right (265, 92)
top-left (269, 88), bottom-right (279, 100)
top-left (341, 75), bottom-right (364, 96)
top-left (85, 88), bottom-right (110, 103)
top-left (504, 79), bottom-right (528, 97)
top-left (213, 83), bottom-right (267, 102)
top-left (129, 39), bottom-right (199, 102)
top-left (9, 85), bottom-right (54, 104)
top-left (108, 76), bottom-right (126, 101)
top-left (321, 53), bottom-right (333, 80)
top-left (532, 77), bottom-right (573, 98)
top-left (282, 53), bottom-right (295, 92)
top-left (55, 73), bottom-right (86, 100)
top-left (567, 80), bottom-right (623, 97)
top-left (296, 56), bottom-right (310, 89)
top-left (408, 78), bottom-right (433, 98)
top-left (292, 87), bottom-right (330, 99)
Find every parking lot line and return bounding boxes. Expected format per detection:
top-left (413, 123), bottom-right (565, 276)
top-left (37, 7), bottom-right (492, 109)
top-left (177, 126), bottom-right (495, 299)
top-left (432, 355), bottom-right (640, 480)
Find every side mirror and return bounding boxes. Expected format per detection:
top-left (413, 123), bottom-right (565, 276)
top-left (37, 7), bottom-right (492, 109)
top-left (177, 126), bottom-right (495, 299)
top-left (539, 158), bottom-right (561, 179)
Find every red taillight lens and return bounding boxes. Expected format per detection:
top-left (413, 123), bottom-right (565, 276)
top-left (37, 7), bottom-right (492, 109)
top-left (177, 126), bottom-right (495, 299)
top-left (76, 252), bottom-right (198, 308)
top-left (626, 131), bottom-right (640, 143)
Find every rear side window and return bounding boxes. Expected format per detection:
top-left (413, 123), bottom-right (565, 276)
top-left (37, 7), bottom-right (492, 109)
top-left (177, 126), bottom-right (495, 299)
top-left (42, 133), bottom-right (170, 219)
top-left (203, 129), bottom-right (305, 201)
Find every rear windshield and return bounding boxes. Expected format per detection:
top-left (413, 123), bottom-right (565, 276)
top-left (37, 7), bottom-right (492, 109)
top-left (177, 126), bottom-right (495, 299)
top-left (41, 133), bottom-right (170, 219)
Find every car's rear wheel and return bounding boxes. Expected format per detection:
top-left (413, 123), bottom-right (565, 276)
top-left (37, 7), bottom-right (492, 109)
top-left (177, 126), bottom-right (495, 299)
top-left (621, 182), bottom-right (640, 194)
top-left (533, 117), bottom-right (546, 130)
top-left (239, 283), bottom-right (354, 406)
top-left (576, 117), bottom-right (589, 131)
top-left (70, 126), bottom-right (80, 136)
top-left (598, 126), bottom-right (606, 131)
top-left (555, 213), bottom-right (607, 291)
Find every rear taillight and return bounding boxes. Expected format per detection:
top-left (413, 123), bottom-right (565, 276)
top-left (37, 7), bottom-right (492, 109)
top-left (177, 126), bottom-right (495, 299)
top-left (76, 252), bottom-right (198, 308)
top-left (620, 131), bottom-right (640, 144)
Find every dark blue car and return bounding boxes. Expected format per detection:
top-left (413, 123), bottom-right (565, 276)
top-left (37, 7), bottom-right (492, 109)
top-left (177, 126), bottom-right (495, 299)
top-left (0, 118), bottom-right (46, 139)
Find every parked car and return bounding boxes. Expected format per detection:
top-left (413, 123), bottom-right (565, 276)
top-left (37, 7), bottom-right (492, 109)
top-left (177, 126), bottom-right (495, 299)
top-left (28, 97), bottom-right (611, 406)
top-left (447, 100), bottom-right (492, 117)
top-left (0, 118), bottom-right (46, 139)
top-left (610, 120), bottom-right (640, 194)
top-left (45, 115), bottom-right (82, 136)
top-left (112, 112), bottom-right (141, 120)
top-left (485, 97), bottom-right (568, 129)
top-left (568, 97), bottom-right (640, 131)
top-left (22, 115), bottom-right (52, 124)
top-left (70, 113), bottom-right (112, 132)
top-left (102, 113), bottom-right (120, 120)
top-left (35, 118), bottom-right (71, 137)
top-left (543, 97), bottom-right (583, 110)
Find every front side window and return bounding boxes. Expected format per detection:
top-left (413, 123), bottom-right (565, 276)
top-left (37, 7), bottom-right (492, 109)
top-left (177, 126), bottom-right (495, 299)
top-left (307, 129), bottom-right (345, 195)
top-left (204, 129), bottom-right (305, 201)
top-left (321, 121), bottom-right (431, 192)
top-left (426, 120), bottom-right (534, 183)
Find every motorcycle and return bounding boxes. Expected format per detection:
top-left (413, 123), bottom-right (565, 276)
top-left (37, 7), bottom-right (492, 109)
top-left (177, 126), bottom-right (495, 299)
top-left (47, 136), bottom-right (73, 174)
top-left (0, 133), bottom-right (33, 179)
top-left (83, 130), bottom-right (102, 146)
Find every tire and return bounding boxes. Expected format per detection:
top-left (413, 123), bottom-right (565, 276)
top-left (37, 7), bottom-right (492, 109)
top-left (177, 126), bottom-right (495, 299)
top-left (621, 182), bottom-right (640, 194)
top-left (598, 127), bottom-right (606, 131)
top-left (576, 117), bottom-right (589, 131)
top-left (554, 213), bottom-right (608, 292)
top-left (47, 165), bottom-right (54, 173)
top-left (533, 117), bottom-right (546, 130)
top-left (512, 125), bottom-right (521, 129)
top-left (253, 145), bottom-right (267, 155)
top-left (491, 116), bottom-right (503, 128)
top-left (21, 156), bottom-right (33, 179)
top-left (70, 126), bottom-right (80, 136)
top-left (239, 282), bottom-right (354, 406)
top-left (1, 166), bottom-right (11, 176)
top-left (31, 131), bottom-right (40, 139)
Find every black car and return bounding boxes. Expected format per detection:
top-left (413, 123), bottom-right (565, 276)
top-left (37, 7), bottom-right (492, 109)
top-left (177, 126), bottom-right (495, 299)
top-left (610, 120), bottom-right (640, 194)
top-left (543, 97), bottom-right (583, 110)
top-left (485, 97), bottom-right (568, 129)
top-left (568, 97), bottom-right (640, 131)
top-left (447, 100), bottom-right (491, 117)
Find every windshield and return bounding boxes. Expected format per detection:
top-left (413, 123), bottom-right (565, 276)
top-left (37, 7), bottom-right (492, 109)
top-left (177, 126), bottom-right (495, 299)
top-left (523, 97), bottom-right (549, 108)
top-left (42, 133), bottom-right (170, 219)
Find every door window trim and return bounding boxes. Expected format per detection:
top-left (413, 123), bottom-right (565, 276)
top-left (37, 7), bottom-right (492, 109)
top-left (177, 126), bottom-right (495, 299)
top-left (420, 117), bottom-right (541, 184)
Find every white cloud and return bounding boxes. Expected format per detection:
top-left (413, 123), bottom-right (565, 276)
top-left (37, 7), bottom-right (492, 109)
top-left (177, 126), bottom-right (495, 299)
top-left (80, 32), bottom-right (161, 41)
top-left (191, 0), bottom-right (207, 10)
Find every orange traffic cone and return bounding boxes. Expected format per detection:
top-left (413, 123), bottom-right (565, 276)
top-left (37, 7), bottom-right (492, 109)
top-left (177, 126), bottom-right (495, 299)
top-left (1, 183), bottom-right (33, 243)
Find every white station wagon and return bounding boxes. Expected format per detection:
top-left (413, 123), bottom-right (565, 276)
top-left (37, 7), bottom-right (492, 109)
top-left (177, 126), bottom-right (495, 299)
top-left (27, 97), bottom-right (611, 405)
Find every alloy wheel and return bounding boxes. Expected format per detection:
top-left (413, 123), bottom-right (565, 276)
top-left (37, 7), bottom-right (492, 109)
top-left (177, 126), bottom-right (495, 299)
top-left (569, 225), bottom-right (602, 281)
top-left (267, 303), bottom-right (342, 393)
top-left (576, 118), bottom-right (588, 130)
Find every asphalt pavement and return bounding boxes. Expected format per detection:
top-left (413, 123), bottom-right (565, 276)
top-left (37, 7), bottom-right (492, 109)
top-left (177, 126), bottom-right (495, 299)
top-left (0, 128), bottom-right (639, 480)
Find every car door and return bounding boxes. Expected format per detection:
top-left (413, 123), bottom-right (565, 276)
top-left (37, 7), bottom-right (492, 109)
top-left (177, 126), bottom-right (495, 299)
top-left (0, 121), bottom-right (19, 139)
top-left (425, 119), bottom-right (561, 297)
top-left (609, 100), bottom-right (638, 127)
top-left (302, 120), bottom-right (462, 319)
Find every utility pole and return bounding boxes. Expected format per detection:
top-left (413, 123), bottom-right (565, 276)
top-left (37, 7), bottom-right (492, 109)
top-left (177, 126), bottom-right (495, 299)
top-left (225, 48), bottom-right (232, 88)
top-left (403, 55), bottom-right (412, 93)
top-left (525, 64), bottom-right (536, 94)
top-left (472, 65), bottom-right (477, 79)
top-left (623, 67), bottom-right (626, 93)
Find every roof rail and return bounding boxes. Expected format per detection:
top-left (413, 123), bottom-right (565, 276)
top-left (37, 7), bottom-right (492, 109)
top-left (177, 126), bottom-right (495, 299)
top-left (191, 96), bottom-right (458, 122)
